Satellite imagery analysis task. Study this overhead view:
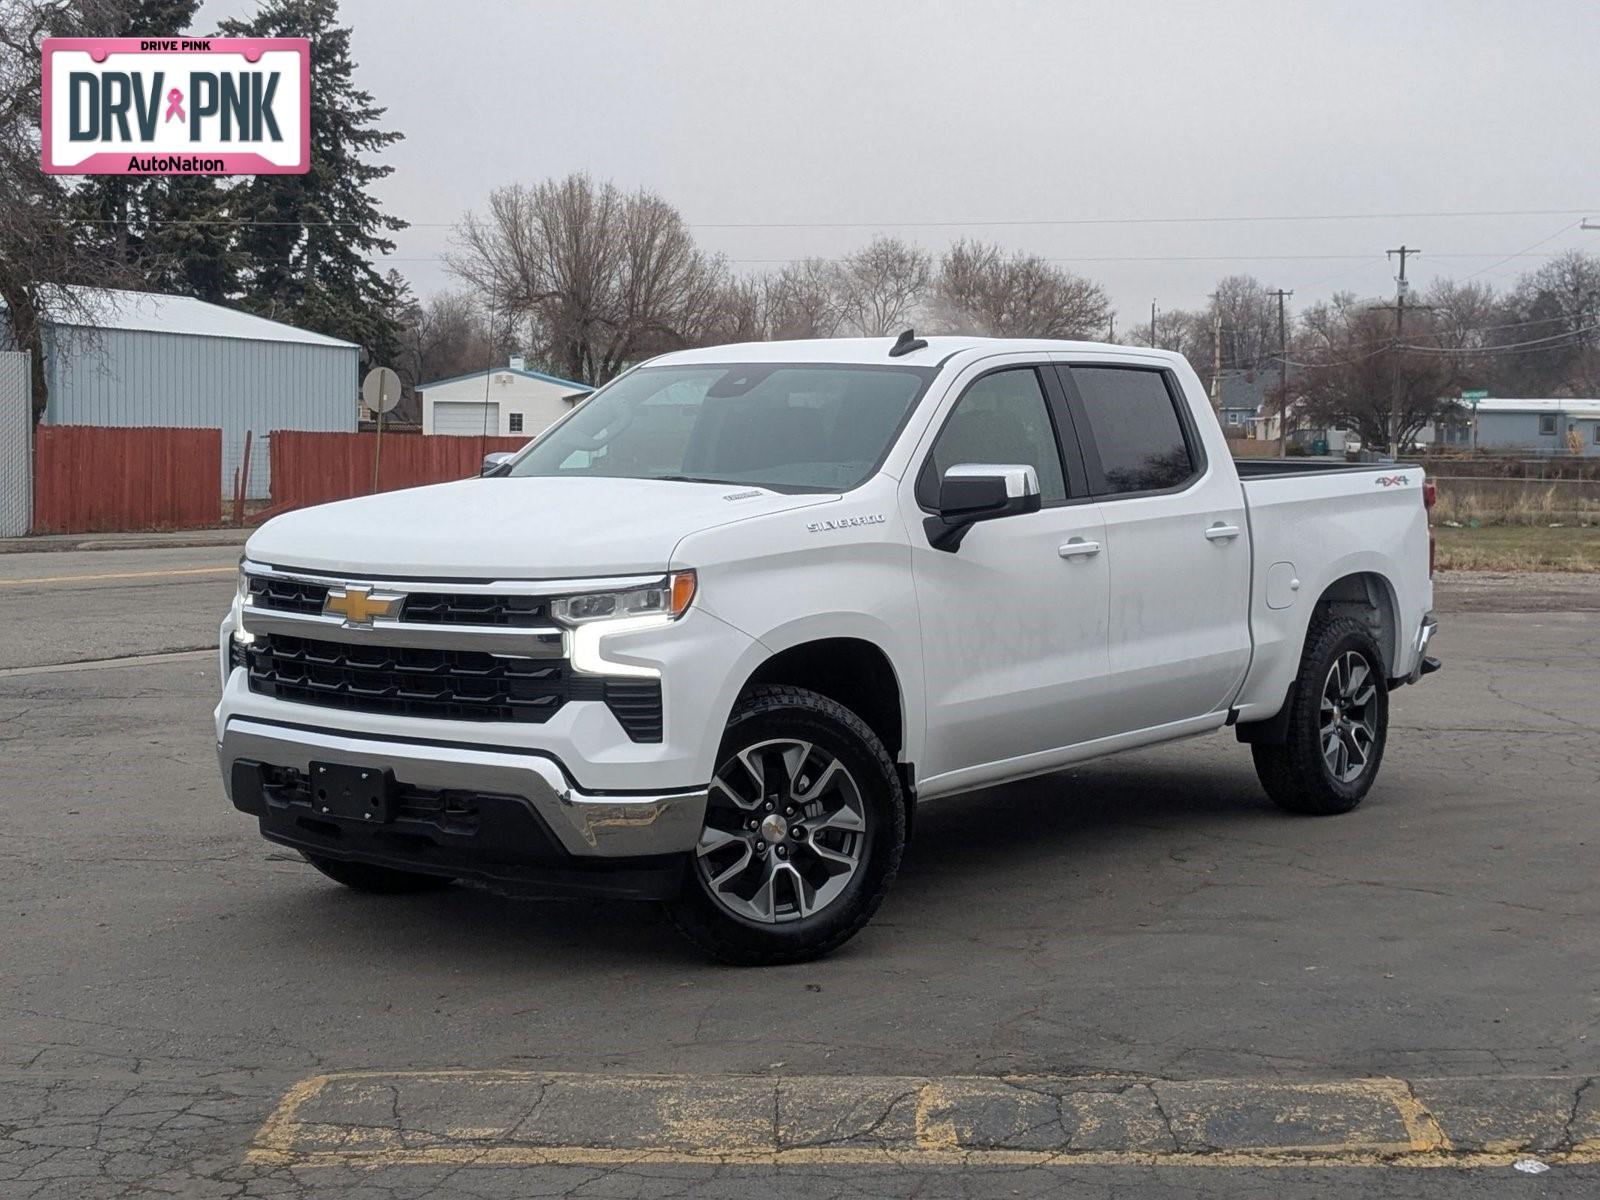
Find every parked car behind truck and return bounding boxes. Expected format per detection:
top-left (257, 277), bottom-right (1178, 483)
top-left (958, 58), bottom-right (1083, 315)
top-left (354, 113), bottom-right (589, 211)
top-left (217, 335), bottom-right (1439, 964)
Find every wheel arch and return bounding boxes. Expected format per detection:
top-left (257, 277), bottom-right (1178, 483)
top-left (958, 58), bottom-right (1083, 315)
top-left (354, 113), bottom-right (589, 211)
top-left (1238, 568), bottom-right (1399, 747)
top-left (731, 631), bottom-right (919, 836)
top-left (1313, 569), bottom-right (1400, 677)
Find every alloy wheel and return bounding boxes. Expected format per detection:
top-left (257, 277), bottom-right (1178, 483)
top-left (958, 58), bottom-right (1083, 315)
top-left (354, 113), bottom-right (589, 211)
top-left (694, 738), bottom-right (867, 923)
top-left (1320, 650), bottom-right (1379, 784)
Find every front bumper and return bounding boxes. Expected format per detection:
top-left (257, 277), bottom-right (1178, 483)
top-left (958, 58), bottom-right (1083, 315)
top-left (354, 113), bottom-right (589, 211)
top-left (220, 718), bottom-right (708, 898)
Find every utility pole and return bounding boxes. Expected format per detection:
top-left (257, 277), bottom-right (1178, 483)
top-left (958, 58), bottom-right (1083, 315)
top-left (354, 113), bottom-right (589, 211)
top-left (1370, 246), bottom-right (1431, 458)
top-left (1209, 313), bottom-right (1223, 417)
top-left (1107, 313), bottom-right (1116, 342)
top-left (1267, 288), bottom-right (1293, 456)
top-left (1386, 245), bottom-right (1419, 339)
top-left (1150, 300), bottom-right (1158, 348)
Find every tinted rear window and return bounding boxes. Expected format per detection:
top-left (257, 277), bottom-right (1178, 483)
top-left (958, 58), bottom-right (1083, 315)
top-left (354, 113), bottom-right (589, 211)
top-left (1071, 368), bottom-right (1196, 496)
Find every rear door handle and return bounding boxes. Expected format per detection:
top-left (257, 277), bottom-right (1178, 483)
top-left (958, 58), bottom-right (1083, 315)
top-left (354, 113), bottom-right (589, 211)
top-left (1204, 523), bottom-right (1242, 542)
top-left (1059, 538), bottom-right (1101, 559)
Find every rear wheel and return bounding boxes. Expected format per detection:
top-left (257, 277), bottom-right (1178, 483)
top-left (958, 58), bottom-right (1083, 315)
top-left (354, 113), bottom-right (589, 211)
top-left (668, 685), bottom-right (905, 965)
top-left (300, 851), bottom-right (455, 894)
top-left (1252, 616), bottom-right (1389, 815)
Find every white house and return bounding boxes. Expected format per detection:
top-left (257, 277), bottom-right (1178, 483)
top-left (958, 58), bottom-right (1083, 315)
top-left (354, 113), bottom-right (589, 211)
top-left (419, 356), bottom-right (591, 438)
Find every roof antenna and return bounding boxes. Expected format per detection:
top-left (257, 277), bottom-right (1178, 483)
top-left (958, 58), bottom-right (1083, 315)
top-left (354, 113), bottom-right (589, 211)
top-left (888, 328), bottom-right (928, 357)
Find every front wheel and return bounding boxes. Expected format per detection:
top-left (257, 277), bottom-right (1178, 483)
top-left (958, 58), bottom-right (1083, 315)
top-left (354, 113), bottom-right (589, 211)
top-left (1252, 616), bottom-right (1390, 815)
top-left (668, 685), bottom-right (906, 965)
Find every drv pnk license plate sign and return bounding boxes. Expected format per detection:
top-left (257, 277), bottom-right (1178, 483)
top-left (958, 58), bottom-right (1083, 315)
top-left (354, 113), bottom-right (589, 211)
top-left (41, 38), bottom-right (309, 175)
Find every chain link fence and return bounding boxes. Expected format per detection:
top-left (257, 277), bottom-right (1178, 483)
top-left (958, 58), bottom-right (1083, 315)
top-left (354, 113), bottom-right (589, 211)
top-left (0, 352), bottom-right (31, 537)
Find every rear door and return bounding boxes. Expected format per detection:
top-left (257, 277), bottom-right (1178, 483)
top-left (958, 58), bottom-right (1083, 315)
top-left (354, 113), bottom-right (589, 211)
top-left (1052, 360), bottom-right (1251, 730)
top-left (904, 359), bottom-right (1111, 789)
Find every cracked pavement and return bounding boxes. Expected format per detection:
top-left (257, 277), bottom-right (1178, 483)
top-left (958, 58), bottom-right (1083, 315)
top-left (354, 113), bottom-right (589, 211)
top-left (1, 550), bottom-right (1598, 1197)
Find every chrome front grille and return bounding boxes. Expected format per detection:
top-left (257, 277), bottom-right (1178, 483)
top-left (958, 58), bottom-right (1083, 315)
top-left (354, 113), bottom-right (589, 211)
top-left (248, 574), bottom-right (549, 628)
top-left (237, 564), bottom-right (663, 740)
top-left (399, 592), bottom-right (548, 627)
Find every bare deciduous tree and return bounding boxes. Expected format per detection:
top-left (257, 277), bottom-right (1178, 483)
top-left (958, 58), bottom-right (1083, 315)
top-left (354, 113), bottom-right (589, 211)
top-left (767, 258), bottom-right (848, 339)
top-left (1294, 303), bottom-right (1457, 451)
top-left (837, 237), bottom-right (931, 336)
top-left (930, 240), bottom-right (1110, 338)
top-left (448, 174), bottom-right (723, 385)
top-left (1121, 305), bottom-right (1207, 359)
top-left (397, 290), bottom-right (513, 390)
top-left (1206, 274), bottom-right (1277, 370)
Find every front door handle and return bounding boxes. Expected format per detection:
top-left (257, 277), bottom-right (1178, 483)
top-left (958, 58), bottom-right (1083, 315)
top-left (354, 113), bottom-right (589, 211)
top-left (1059, 538), bottom-right (1101, 559)
top-left (1205, 523), bottom-right (1242, 542)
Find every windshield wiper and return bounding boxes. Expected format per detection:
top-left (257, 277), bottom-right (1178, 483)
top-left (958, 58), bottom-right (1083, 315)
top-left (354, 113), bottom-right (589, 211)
top-left (652, 474), bottom-right (746, 486)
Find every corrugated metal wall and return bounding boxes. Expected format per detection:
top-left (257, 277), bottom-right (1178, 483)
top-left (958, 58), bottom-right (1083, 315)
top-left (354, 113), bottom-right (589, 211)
top-left (41, 325), bottom-right (358, 500)
top-left (0, 352), bottom-right (30, 536)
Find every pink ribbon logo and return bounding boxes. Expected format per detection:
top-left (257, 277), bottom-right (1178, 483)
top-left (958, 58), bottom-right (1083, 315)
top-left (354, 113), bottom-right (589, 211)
top-left (164, 87), bottom-right (185, 123)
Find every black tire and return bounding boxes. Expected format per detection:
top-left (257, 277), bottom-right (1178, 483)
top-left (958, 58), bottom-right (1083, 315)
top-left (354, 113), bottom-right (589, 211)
top-left (668, 685), bottom-right (906, 966)
top-left (299, 851), bottom-right (455, 894)
top-left (1252, 615), bottom-right (1390, 815)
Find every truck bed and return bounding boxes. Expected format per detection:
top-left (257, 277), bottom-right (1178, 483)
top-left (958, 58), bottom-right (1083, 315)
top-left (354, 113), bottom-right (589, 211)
top-left (1229, 457), bottom-right (1433, 724)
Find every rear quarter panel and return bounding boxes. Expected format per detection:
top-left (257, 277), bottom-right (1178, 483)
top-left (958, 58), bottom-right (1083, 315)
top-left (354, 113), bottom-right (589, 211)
top-left (1234, 467), bottom-right (1433, 721)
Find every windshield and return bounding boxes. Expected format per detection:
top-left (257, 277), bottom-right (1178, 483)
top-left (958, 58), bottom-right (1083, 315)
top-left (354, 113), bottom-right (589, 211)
top-left (507, 362), bottom-right (935, 492)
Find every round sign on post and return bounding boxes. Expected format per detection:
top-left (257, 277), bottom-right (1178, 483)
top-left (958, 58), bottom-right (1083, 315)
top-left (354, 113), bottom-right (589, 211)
top-left (361, 366), bottom-right (403, 494)
top-left (361, 366), bottom-right (402, 415)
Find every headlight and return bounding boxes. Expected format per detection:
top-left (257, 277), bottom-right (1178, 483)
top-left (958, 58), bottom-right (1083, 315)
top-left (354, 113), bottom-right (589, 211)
top-left (558, 571), bottom-right (696, 679)
top-left (551, 571), bottom-right (696, 626)
top-left (230, 572), bottom-right (255, 647)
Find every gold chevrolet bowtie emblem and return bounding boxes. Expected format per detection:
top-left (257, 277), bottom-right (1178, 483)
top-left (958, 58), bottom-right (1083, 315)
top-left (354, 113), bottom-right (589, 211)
top-left (324, 586), bottom-right (401, 626)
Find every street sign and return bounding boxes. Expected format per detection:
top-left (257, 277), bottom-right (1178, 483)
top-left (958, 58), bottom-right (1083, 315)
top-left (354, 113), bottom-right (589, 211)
top-left (1461, 389), bottom-right (1488, 403)
top-left (361, 366), bottom-right (402, 495)
top-left (361, 367), bottom-right (402, 415)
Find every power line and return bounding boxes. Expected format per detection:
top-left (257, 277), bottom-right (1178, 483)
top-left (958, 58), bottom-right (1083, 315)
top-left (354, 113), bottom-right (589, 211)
top-left (1399, 322), bottom-right (1600, 354)
top-left (683, 208), bottom-right (1600, 231)
top-left (53, 206), bottom-right (1600, 230)
top-left (1462, 220), bottom-right (1581, 281)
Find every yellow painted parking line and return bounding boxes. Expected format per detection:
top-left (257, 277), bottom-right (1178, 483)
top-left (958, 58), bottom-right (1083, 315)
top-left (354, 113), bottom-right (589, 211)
top-left (0, 565), bottom-right (236, 587)
top-left (247, 1069), bottom-right (1600, 1171)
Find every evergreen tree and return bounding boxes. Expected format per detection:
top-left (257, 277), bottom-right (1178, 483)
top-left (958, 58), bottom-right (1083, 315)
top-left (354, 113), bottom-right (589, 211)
top-left (73, 0), bottom-right (245, 302)
top-left (219, 0), bottom-right (406, 364)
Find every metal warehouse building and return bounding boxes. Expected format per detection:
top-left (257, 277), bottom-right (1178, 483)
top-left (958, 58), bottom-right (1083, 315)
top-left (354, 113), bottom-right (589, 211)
top-left (35, 287), bottom-right (360, 498)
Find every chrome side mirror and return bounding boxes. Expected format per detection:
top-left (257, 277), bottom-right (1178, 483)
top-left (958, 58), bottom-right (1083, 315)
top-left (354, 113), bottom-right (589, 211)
top-left (481, 451), bottom-right (515, 477)
top-left (925, 463), bottom-right (1042, 552)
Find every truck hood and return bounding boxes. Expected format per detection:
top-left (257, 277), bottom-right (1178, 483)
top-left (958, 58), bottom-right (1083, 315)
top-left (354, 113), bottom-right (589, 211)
top-left (246, 476), bottom-right (838, 579)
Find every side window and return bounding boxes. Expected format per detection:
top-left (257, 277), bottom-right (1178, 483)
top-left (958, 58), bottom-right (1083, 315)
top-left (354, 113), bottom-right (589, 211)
top-left (921, 368), bottom-right (1067, 505)
top-left (508, 412), bottom-right (524, 433)
top-left (1070, 367), bottom-right (1197, 497)
top-left (1539, 413), bottom-right (1558, 436)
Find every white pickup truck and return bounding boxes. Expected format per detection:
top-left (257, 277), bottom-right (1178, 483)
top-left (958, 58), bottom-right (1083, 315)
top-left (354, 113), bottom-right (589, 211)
top-left (218, 334), bottom-right (1438, 964)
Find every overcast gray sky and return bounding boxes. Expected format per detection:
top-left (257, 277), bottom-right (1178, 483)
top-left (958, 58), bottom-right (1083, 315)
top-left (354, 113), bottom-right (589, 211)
top-left (202, 0), bottom-right (1600, 326)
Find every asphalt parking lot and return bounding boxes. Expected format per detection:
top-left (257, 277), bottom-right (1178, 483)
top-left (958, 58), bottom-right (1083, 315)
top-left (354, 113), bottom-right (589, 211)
top-left (2, 546), bottom-right (1597, 1198)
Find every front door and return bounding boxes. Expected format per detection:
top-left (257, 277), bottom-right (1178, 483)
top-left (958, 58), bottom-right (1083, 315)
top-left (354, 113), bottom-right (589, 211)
top-left (905, 362), bottom-right (1111, 790)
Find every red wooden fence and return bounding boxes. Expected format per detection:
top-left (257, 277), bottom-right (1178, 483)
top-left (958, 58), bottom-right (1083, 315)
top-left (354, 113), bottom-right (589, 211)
top-left (268, 431), bottom-right (528, 512)
top-left (32, 425), bottom-right (221, 533)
